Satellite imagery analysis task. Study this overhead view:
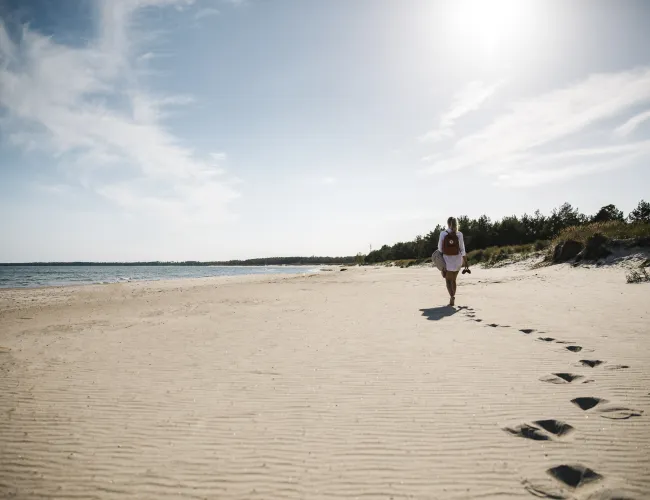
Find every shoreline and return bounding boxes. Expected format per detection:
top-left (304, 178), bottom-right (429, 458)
top-left (0, 265), bottom-right (326, 292)
top-left (0, 271), bottom-right (323, 309)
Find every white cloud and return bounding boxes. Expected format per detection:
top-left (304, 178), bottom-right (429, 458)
top-left (421, 67), bottom-right (650, 186)
top-left (138, 51), bottom-right (156, 61)
top-left (210, 152), bottom-right (227, 162)
top-left (615, 109), bottom-right (650, 137)
top-left (321, 176), bottom-right (337, 185)
top-left (0, 0), bottom-right (238, 225)
top-left (492, 140), bottom-right (650, 187)
top-left (420, 80), bottom-right (504, 142)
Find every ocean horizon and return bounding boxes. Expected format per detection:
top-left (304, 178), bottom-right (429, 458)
top-left (0, 265), bottom-right (321, 289)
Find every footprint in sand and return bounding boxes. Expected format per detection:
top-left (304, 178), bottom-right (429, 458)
top-left (457, 306), bottom-right (478, 319)
top-left (538, 337), bottom-right (556, 342)
top-left (522, 481), bottom-right (567, 499)
top-left (571, 397), bottom-right (607, 410)
top-left (519, 328), bottom-right (536, 334)
top-left (571, 397), bottom-right (642, 419)
top-left (547, 464), bottom-right (603, 489)
top-left (504, 423), bottom-right (550, 441)
top-left (576, 360), bottom-right (629, 370)
top-left (534, 419), bottom-right (575, 437)
top-left (579, 359), bottom-right (604, 367)
top-left (504, 419), bottom-right (574, 441)
top-left (604, 364), bottom-right (630, 370)
top-left (599, 406), bottom-right (644, 420)
top-left (540, 373), bottom-right (589, 384)
top-left (522, 464), bottom-right (604, 498)
top-left (565, 345), bottom-right (583, 353)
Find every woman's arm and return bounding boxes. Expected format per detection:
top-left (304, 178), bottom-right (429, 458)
top-left (460, 233), bottom-right (468, 267)
top-left (438, 231), bottom-right (445, 253)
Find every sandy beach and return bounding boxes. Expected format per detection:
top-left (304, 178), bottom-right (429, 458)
top-left (1, 264), bottom-right (649, 499)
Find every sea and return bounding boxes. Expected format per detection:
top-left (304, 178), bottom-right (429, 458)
top-left (0, 265), bottom-right (321, 289)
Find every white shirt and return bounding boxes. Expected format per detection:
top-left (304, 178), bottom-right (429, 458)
top-left (438, 229), bottom-right (466, 272)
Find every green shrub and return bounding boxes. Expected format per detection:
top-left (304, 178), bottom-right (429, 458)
top-left (470, 249), bottom-right (485, 262)
top-left (548, 221), bottom-right (650, 260)
top-left (626, 267), bottom-right (650, 284)
top-left (466, 242), bottom-right (541, 267)
top-left (393, 259), bottom-right (417, 268)
top-left (552, 221), bottom-right (650, 246)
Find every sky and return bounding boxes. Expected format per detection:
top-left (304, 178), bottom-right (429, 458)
top-left (1, 0), bottom-right (649, 262)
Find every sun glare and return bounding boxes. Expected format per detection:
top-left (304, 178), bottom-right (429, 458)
top-left (447, 0), bottom-right (538, 61)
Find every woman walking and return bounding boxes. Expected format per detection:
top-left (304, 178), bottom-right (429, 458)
top-left (438, 217), bottom-right (468, 306)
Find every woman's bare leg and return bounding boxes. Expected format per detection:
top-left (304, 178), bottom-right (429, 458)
top-left (445, 271), bottom-right (458, 305)
top-left (445, 277), bottom-right (453, 297)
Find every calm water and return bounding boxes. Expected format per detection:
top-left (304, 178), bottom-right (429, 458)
top-left (0, 265), bottom-right (320, 289)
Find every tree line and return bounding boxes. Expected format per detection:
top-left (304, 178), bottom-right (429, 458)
top-left (364, 200), bottom-right (650, 264)
top-left (2, 200), bottom-right (647, 267)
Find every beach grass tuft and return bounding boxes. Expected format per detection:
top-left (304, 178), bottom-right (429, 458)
top-left (467, 241), bottom-right (550, 267)
top-left (551, 221), bottom-right (650, 248)
top-left (626, 267), bottom-right (650, 284)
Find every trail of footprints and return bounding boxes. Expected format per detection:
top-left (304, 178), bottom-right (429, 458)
top-left (456, 306), bottom-right (643, 498)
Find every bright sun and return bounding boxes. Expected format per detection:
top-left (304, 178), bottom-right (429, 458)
top-left (448, 0), bottom-right (537, 60)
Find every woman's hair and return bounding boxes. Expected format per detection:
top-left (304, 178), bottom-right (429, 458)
top-left (447, 217), bottom-right (458, 231)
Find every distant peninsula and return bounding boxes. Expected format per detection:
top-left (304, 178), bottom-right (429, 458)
top-left (0, 256), bottom-right (356, 267)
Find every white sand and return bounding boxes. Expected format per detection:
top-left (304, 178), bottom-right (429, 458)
top-left (1, 265), bottom-right (649, 499)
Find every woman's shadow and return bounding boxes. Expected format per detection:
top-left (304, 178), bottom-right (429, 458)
top-left (419, 306), bottom-right (458, 321)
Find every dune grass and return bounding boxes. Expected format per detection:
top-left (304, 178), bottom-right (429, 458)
top-left (467, 240), bottom-right (550, 267)
top-left (551, 221), bottom-right (650, 247)
top-left (545, 221), bottom-right (650, 261)
top-left (393, 259), bottom-right (417, 268)
top-left (390, 258), bottom-right (433, 268)
top-left (626, 267), bottom-right (650, 284)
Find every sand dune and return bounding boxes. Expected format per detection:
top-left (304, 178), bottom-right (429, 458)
top-left (1, 265), bottom-right (648, 499)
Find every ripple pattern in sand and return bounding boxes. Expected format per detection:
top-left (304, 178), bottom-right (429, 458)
top-left (1, 271), bottom-right (650, 499)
